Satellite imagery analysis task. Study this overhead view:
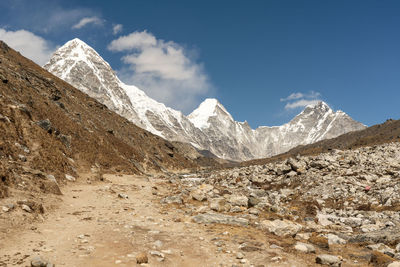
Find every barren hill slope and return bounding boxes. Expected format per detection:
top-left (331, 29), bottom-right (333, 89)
top-left (0, 41), bottom-right (198, 199)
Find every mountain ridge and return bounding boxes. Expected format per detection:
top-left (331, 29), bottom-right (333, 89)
top-left (44, 38), bottom-right (366, 161)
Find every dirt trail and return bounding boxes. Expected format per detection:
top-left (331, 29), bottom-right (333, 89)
top-left (0, 174), bottom-right (314, 267)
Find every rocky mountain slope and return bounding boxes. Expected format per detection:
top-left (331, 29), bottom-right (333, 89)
top-left (244, 118), bottom-right (400, 166)
top-left (188, 98), bottom-right (366, 160)
top-left (44, 39), bottom-right (366, 161)
top-left (0, 40), bottom-right (198, 200)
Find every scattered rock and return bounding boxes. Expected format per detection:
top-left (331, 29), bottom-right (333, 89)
top-left (192, 213), bottom-right (249, 226)
top-left (294, 242), bottom-right (315, 253)
top-left (30, 256), bottom-right (53, 267)
top-left (136, 252), bottom-right (148, 264)
top-left (36, 119), bottom-right (52, 132)
top-left (327, 234), bottom-right (347, 245)
top-left (22, 204), bottom-right (32, 213)
top-left (228, 195), bottom-right (249, 207)
top-left (2, 203), bottom-right (15, 212)
top-left (209, 198), bottom-right (229, 212)
top-left (150, 250), bottom-right (165, 258)
top-left (65, 174), bottom-right (76, 182)
top-left (161, 195), bottom-right (183, 204)
top-left (236, 252), bottom-right (244, 259)
top-left (191, 189), bottom-right (207, 201)
top-left (367, 243), bottom-right (395, 257)
top-left (315, 254), bottom-right (342, 266)
top-left (118, 193), bottom-right (129, 199)
top-left (260, 219), bottom-right (302, 237)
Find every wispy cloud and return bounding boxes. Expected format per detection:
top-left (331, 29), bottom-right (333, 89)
top-left (281, 91), bottom-right (322, 110)
top-left (0, 28), bottom-right (55, 65)
top-left (284, 99), bottom-right (321, 110)
top-left (72, 16), bottom-right (103, 29)
top-left (108, 30), bottom-right (212, 113)
top-left (0, 1), bottom-right (100, 33)
top-left (280, 92), bottom-right (304, 102)
top-left (112, 24), bottom-right (123, 35)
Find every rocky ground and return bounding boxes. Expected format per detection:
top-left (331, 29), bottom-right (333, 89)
top-left (160, 141), bottom-right (400, 266)
top-left (1, 142), bottom-right (400, 266)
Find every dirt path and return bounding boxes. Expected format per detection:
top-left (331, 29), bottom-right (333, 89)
top-left (0, 174), bottom-right (239, 266)
top-left (0, 174), bottom-right (315, 267)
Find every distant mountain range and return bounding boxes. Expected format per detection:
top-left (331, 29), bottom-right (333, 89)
top-left (44, 38), bottom-right (366, 161)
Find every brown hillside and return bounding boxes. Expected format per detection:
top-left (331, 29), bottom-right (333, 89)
top-left (243, 118), bottom-right (400, 166)
top-left (0, 41), bottom-right (198, 198)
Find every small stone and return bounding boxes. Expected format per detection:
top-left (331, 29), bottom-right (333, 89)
top-left (22, 204), bottom-right (32, 213)
top-left (388, 262), bottom-right (400, 267)
top-left (294, 242), bottom-right (315, 253)
top-left (236, 252), bottom-right (244, 259)
top-left (327, 234), bottom-right (346, 245)
top-left (191, 189), bottom-right (207, 201)
top-left (295, 232), bottom-right (312, 240)
top-left (161, 249), bottom-right (172, 255)
top-left (115, 260), bottom-right (122, 264)
top-left (192, 213), bottom-right (249, 226)
top-left (150, 250), bottom-right (165, 258)
top-left (65, 174), bottom-right (76, 181)
top-left (228, 195), bottom-right (249, 207)
top-left (161, 195), bottom-right (183, 204)
top-left (260, 219), bottom-right (302, 237)
top-left (396, 243), bottom-right (400, 253)
top-left (118, 193), bottom-right (129, 199)
top-left (36, 119), bottom-right (51, 131)
top-left (2, 203), bottom-right (15, 212)
top-left (248, 208), bottom-right (259, 215)
top-left (154, 240), bottom-right (163, 248)
top-left (271, 256), bottom-right (282, 261)
top-left (136, 252), bottom-right (148, 264)
top-left (46, 175), bottom-right (57, 183)
top-left (316, 254), bottom-right (342, 266)
top-left (31, 256), bottom-right (53, 267)
top-left (270, 244), bottom-right (283, 250)
top-left (18, 154), bottom-right (27, 162)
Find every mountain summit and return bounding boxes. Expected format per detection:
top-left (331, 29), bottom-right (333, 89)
top-left (188, 98), bottom-right (234, 129)
top-left (44, 39), bottom-right (366, 161)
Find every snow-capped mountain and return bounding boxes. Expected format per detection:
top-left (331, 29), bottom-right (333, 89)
top-left (44, 38), bottom-right (208, 146)
top-left (44, 39), bottom-right (366, 161)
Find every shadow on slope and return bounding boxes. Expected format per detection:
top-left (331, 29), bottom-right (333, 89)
top-left (0, 40), bottom-right (201, 198)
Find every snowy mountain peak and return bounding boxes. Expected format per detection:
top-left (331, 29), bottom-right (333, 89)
top-left (45, 39), bottom-right (366, 161)
top-left (188, 98), bottom-right (233, 129)
top-left (53, 38), bottom-right (99, 61)
top-left (307, 101), bottom-right (331, 111)
top-left (64, 38), bottom-right (90, 47)
top-left (44, 38), bottom-right (199, 145)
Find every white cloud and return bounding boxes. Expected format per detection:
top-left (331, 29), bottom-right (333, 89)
top-left (280, 92), bottom-right (304, 102)
top-left (112, 24), bottom-right (123, 35)
top-left (281, 91), bottom-right (322, 110)
top-left (108, 31), bottom-right (211, 113)
top-left (284, 99), bottom-right (321, 110)
top-left (109, 31), bottom-right (157, 51)
top-left (72, 16), bottom-right (103, 29)
top-left (0, 28), bottom-right (55, 65)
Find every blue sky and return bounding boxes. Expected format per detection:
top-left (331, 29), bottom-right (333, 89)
top-left (0, 0), bottom-right (399, 127)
